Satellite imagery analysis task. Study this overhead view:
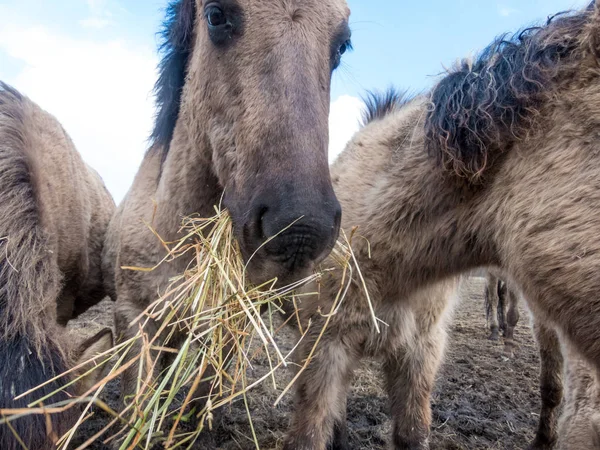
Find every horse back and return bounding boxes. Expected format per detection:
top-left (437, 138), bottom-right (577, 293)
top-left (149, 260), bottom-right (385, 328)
top-left (7, 87), bottom-right (115, 316)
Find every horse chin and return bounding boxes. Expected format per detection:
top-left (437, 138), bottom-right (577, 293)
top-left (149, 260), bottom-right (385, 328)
top-left (244, 255), bottom-right (315, 290)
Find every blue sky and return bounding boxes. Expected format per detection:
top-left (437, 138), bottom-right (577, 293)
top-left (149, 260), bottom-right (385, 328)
top-left (0, 0), bottom-right (590, 201)
top-left (336, 0), bottom-right (589, 97)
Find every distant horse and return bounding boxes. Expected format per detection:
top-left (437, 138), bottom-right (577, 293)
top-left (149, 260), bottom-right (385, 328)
top-left (485, 272), bottom-right (520, 345)
top-left (284, 2), bottom-right (600, 448)
top-left (0, 83), bottom-right (116, 450)
top-left (103, 0), bottom-right (351, 399)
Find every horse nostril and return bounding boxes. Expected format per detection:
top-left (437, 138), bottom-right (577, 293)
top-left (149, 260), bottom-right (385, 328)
top-left (257, 205), bottom-right (269, 240)
top-left (334, 205), bottom-right (342, 230)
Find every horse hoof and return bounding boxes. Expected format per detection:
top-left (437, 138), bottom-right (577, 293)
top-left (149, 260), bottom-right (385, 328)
top-left (526, 433), bottom-right (558, 450)
top-left (488, 332), bottom-right (500, 341)
top-left (526, 440), bottom-right (556, 450)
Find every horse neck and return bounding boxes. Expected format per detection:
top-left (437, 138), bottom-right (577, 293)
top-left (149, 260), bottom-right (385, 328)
top-left (153, 125), bottom-right (221, 238)
top-left (362, 120), bottom-right (492, 298)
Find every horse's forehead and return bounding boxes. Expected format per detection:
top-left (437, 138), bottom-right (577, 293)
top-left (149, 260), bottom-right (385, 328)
top-left (243, 0), bottom-right (349, 17)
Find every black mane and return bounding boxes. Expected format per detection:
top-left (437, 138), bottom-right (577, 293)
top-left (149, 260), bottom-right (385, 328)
top-left (361, 88), bottom-right (411, 126)
top-left (424, 5), bottom-right (596, 181)
top-left (150, 0), bottom-right (196, 162)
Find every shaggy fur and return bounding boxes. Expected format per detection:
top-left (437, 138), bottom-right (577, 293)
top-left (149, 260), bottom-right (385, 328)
top-left (425, 5), bottom-right (599, 181)
top-left (284, 3), bottom-right (600, 448)
top-left (0, 82), bottom-right (115, 449)
top-left (284, 274), bottom-right (459, 450)
top-left (556, 347), bottom-right (600, 450)
top-left (104, 0), bottom-right (351, 402)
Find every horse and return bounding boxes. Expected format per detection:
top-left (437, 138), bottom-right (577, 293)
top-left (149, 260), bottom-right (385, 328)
top-left (102, 0), bottom-right (351, 401)
top-left (485, 272), bottom-right (520, 345)
top-left (0, 82), bottom-right (116, 450)
top-left (284, 2), bottom-right (600, 448)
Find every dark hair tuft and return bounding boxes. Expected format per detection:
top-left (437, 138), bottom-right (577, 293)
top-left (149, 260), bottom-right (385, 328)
top-left (424, 6), bottom-right (594, 181)
top-left (361, 88), bottom-right (412, 126)
top-left (149, 0), bottom-right (196, 164)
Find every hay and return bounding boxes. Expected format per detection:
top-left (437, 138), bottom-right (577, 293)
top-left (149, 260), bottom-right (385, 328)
top-left (0, 206), bottom-right (370, 449)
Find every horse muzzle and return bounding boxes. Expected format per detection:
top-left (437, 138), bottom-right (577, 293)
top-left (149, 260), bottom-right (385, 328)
top-left (232, 192), bottom-right (342, 286)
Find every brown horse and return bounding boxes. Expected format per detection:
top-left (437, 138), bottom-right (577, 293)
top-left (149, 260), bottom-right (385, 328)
top-left (102, 0), bottom-right (350, 399)
top-left (284, 2), bottom-right (600, 448)
top-left (485, 272), bottom-right (520, 345)
top-left (0, 83), bottom-right (116, 450)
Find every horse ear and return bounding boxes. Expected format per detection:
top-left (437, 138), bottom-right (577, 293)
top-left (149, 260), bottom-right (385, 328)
top-left (73, 328), bottom-right (114, 394)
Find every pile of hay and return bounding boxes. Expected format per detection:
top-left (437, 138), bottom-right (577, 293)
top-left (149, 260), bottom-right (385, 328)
top-left (0, 207), bottom-right (369, 449)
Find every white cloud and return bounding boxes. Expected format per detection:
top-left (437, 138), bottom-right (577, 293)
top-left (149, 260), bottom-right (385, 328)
top-left (498, 5), bottom-right (518, 17)
top-left (328, 95), bottom-right (364, 164)
top-left (0, 23), bottom-right (157, 203)
top-left (79, 17), bottom-right (113, 29)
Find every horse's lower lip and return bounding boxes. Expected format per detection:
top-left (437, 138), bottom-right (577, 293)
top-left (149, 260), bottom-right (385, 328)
top-left (264, 233), bottom-right (323, 263)
top-left (240, 238), bottom-right (324, 284)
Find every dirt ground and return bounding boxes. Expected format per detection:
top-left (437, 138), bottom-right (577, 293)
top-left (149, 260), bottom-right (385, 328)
top-left (68, 276), bottom-right (543, 449)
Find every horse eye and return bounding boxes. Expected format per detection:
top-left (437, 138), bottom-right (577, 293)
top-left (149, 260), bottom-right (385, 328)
top-left (339, 39), bottom-right (352, 56)
top-left (332, 39), bottom-right (352, 70)
top-left (206, 5), bottom-right (227, 27)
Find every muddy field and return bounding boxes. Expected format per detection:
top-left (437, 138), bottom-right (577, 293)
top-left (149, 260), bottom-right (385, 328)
top-left (68, 277), bottom-right (543, 449)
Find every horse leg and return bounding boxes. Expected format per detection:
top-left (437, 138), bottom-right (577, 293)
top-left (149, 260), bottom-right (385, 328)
top-left (383, 324), bottom-right (447, 449)
top-left (556, 349), bottom-right (600, 450)
top-left (497, 279), bottom-right (508, 335)
top-left (486, 273), bottom-right (501, 341)
top-left (283, 331), bottom-right (358, 450)
top-left (529, 319), bottom-right (564, 450)
top-left (504, 285), bottom-right (520, 348)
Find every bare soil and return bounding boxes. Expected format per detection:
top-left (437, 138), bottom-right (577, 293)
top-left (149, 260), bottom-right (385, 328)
top-left (68, 277), bottom-right (543, 449)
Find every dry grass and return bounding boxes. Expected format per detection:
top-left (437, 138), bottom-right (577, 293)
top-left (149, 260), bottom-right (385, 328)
top-left (0, 207), bottom-right (370, 449)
